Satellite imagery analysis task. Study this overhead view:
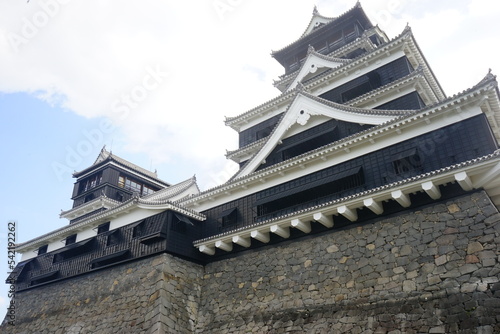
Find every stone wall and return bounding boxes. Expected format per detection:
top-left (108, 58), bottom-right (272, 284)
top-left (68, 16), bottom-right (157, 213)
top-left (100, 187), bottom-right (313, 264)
top-left (1, 253), bottom-right (203, 334)
top-left (2, 191), bottom-right (500, 333)
top-left (197, 191), bottom-right (500, 333)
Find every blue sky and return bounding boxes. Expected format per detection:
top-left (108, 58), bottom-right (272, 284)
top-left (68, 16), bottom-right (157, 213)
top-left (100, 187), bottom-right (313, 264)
top-left (0, 0), bottom-right (499, 318)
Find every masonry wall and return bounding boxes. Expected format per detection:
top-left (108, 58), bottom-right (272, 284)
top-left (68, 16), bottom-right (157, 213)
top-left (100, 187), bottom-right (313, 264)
top-left (2, 191), bottom-right (500, 333)
top-left (1, 254), bottom-right (203, 334)
top-left (197, 191), bottom-right (500, 333)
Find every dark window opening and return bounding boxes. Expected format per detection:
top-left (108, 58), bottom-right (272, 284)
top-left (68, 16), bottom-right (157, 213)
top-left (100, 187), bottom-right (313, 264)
top-left (53, 238), bottom-right (95, 263)
top-left (38, 245), bottom-right (48, 255)
top-left (7, 260), bottom-right (34, 283)
top-left (118, 175), bottom-right (156, 196)
top-left (375, 92), bottom-right (425, 110)
top-left (256, 167), bottom-right (365, 217)
top-left (116, 192), bottom-right (124, 202)
top-left (84, 193), bottom-right (95, 203)
top-left (320, 57), bottom-right (412, 104)
top-left (239, 113), bottom-right (282, 148)
top-left (106, 230), bottom-right (121, 246)
top-left (369, 35), bottom-right (381, 46)
top-left (131, 220), bottom-right (147, 238)
top-left (281, 130), bottom-right (337, 161)
top-left (258, 121), bottom-right (340, 170)
top-left (328, 30), bottom-right (343, 47)
top-left (97, 222), bottom-right (110, 234)
top-left (30, 271), bottom-right (59, 286)
top-left (219, 208), bottom-right (237, 229)
top-left (256, 126), bottom-right (273, 140)
top-left (78, 172), bottom-right (102, 195)
top-left (90, 250), bottom-right (130, 269)
top-left (172, 214), bottom-right (192, 234)
top-left (341, 72), bottom-right (381, 102)
top-left (392, 149), bottom-right (423, 175)
top-left (65, 234), bottom-right (77, 246)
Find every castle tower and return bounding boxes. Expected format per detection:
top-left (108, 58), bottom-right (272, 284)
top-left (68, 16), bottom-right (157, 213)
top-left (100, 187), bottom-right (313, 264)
top-left (65, 147), bottom-right (171, 224)
top-left (4, 3), bottom-right (500, 333)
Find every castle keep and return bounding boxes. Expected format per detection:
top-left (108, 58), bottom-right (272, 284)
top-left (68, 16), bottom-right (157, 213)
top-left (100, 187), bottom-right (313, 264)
top-left (4, 4), bottom-right (500, 333)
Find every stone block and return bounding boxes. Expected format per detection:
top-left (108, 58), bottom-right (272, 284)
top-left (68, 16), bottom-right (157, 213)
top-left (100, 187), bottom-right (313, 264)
top-left (429, 326), bottom-right (446, 333)
top-left (466, 255), bottom-right (480, 264)
top-left (459, 263), bottom-right (479, 275)
top-left (467, 241), bottom-right (484, 254)
top-left (427, 276), bottom-right (441, 285)
top-left (435, 255), bottom-right (447, 266)
top-left (403, 280), bottom-right (416, 292)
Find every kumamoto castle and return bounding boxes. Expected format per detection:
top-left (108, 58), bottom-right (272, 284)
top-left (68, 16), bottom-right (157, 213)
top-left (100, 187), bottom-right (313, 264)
top-left (4, 3), bottom-right (500, 333)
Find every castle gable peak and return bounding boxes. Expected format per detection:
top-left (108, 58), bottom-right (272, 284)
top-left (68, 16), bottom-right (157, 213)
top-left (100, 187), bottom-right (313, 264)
top-left (233, 92), bottom-right (399, 178)
top-left (286, 49), bottom-right (350, 92)
top-left (300, 6), bottom-right (335, 38)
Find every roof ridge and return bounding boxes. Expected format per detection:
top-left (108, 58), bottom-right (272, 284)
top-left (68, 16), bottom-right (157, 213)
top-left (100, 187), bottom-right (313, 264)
top-left (193, 150), bottom-right (500, 244)
top-left (272, 2), bottom-right (369, 55)
top-left (188, 78), bottom-right (495, 200)
top-left (298, 90), bottom-right (408, 116)
top-left (142, 175), bottom-right (198, 201)
top-left (227, 26), bottom-right (413, 125)
top-left (74, 149), bottom-right (170, 186)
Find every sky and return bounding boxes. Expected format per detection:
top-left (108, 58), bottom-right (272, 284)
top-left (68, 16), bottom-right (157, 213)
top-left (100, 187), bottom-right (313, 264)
top-left (0, 0), bottom-right (499, 318)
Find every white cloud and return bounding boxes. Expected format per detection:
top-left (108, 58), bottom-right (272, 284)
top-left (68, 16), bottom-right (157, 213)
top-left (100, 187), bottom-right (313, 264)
top-left (468, 0), bottom-right (500, 17)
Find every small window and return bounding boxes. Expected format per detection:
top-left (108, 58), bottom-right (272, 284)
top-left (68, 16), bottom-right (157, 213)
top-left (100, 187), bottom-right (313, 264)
top-left (84, 193), bottom-right (95, 203)
top-left (78, 172), bottom-right (102, 195)
top-left (172, 214), bottom-right (193, 234)
top-left (65, 234), bottom-right (77, 246)
top-left (343, 24), bottom-right (356, 37)
top-left (97, 222), bottom-right (110, 234)
top-left (118, 175), bottom-right (157, 196)
top-left (106, 230), bottom-right (121, 246)
top-left (328, 30), bottom-right (343, 45)
top-left (256, 126), bottom-right (273, 140)
top-left (392, 149), bottom-right (422, 175)
top-left (38, 245), bottom-right (48, 255)
top-left (220, 208), bottom-right (237, 229)
top-left (131, 220), bottom-right (147, 238)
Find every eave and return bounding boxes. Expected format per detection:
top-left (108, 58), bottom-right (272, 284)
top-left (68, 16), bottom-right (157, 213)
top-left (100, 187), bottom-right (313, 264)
top-left (181, 76), bottom-right (499, 211)
top-left (16, 197), bottom-right (139, 253)
top-left (16, 196), bottom-right (206, 254)
top-left (226, 139), bottom-right (266, 164)
top-left (226, 27), bottom-right (444, 132)
top-left (273, 35), bottom-right (374, 90)
top-left (271, 2), bottom-right (373, 64)
top-left (193, 151), bottom-right (500, 255)
top-left (60, 196), bottom-right (121, 220)
top-left (141, 175), bottom-right (199, 202)
top-left (348, 66), bottom-right (439, 108)
top-left (75, 160), bottom-right (170, 189)
top-left (74, 150), bottom-right (170, 187)
top-left (234, 90), bottom-right (405, 178)
top-left (273, 26), bottom-right (388, 92)
top-left (226, 70), bottom-right (433, 164)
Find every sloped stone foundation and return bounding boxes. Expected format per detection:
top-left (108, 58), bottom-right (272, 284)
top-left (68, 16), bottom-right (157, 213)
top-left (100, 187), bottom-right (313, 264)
top-left (2, 191), bottom-right (500, 333)
top-left (196, 191), bottom-right (500, 333)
